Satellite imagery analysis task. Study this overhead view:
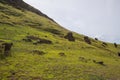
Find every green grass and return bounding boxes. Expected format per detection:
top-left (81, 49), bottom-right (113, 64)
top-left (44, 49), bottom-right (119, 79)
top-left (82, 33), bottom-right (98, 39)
top-left (0, 2), bottom-right (120, 80)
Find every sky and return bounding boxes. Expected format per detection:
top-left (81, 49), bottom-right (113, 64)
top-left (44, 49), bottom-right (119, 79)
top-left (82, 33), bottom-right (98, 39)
top-left (24, 0), bottom-right (120, 43)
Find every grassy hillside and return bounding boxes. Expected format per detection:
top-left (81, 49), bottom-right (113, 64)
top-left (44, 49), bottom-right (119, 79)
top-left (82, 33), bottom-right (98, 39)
top-left (0, 1), bottom-right (120, 80)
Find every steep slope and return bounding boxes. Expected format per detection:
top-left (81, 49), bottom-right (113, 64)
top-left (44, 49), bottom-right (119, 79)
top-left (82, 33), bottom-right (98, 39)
top-left (0, 1), bottom-right (120, 80)
top-left (0, 0), bottom-right (55, 22)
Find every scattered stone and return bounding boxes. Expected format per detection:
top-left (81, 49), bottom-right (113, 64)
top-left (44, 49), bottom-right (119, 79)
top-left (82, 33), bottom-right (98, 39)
top-left (97, 61), bottom-right (104, 65)
top-left (93, 60), bottom-right (105, 66)
top-left (26, 35), bottom-right (40, 40)
top-left (36, 39), bottom-right (52, 44)
top-left (59, 52), bottom-right (66, 57)
top-left (64, 32), bottom-right (75, 41)
top-left (45, 36), bottom-right (47, 37)
top-left (10, 70), bottom-right (16, 75)
top-left (22, 38), bottom-right (32, 42)
top-left (68, 47), bottom-right (70, 49)
top-left (45, 28), bottom-right (61, 35)
top-left (24, 35), bottom-right (52, 44)
top-left (102, 42), bottom-right (107, 46)
top-left (84, 36), bottom-right (91, 44)
top-left (33, 42), bottom-right (37, 45)
top-left (102, 42), bottom-right (107, 47)
top-left (32, 50), bottom-right (46, 55)
top-left (93, 60), bottom-right (96, 63)
top-left (79, 57), bottom-right (88, 63)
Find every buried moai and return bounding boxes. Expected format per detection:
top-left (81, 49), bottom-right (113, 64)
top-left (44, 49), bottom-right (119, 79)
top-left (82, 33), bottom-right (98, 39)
top-left (1, 43), bottom-right (13, 56)
top-left (84, 36), bottom-right (91, 44)
top-left (118, 52), bottom-right (120, 57)
top-left (64, 32), bottom-right (75, 41)
top-left (114, 43), bottom-right (118, 48)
